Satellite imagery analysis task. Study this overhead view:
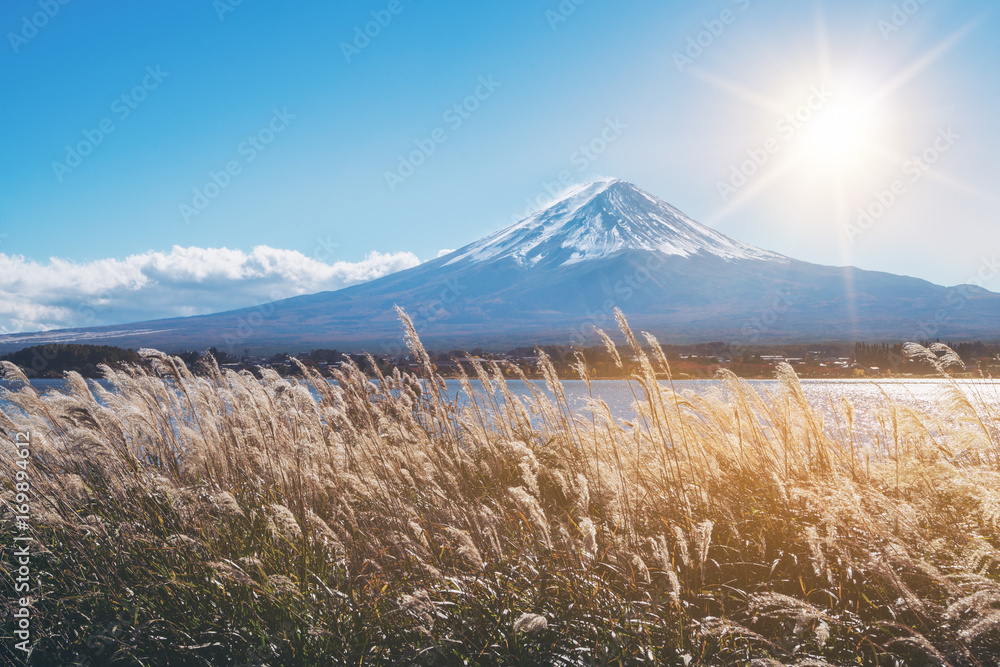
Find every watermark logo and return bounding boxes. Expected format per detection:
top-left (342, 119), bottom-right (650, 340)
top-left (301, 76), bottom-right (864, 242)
top-left (312, 234), bottom-right (340, 263)
top-left (52, 66), bottom-right (169, 182)
top-left (219, 291), bottom-right (283, 355)
top-left (570, 117), bottom-right (627, 172)
top-left (384, 76), bottom-right (501, 192)
top-left (510, 118), bottom-right (627, 223)
top-left (379, 278), bottom-right (466, 358)
top-left (7, 0), bottom-right (71, 53)
top-left (214, 0), bottom-right (244, 21)
top-left (717, 85), bottom-right (833, 201)
top-left (179, 107), bottom-right (295, 223)
top-left (546, 0), bottom-right (587, 31)
top-left (340, 0), bottom-right (413, 63)
top-left (878, 0), bottom-right (931, 40)
top-left (567, 255), bottom-right (666, 348)
top-left (673, 0), bottom-right (751, 72)
top-left (740, 289), bottom-right (794, 344)
top-left (845, 126), bottom-right (958, 242)
top-left (914, 254), bottom-right (999, 340)
top-left (10, 432), bottom-right (33, 654)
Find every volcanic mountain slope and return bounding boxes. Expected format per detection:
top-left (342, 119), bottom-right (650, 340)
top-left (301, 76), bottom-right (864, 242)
top-left (2, 179), bottom-right (999, 354)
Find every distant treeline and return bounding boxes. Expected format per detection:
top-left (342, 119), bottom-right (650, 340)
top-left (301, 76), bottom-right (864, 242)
top-left (853, 341), bottom-right (1000, 373)
top-left (1, 344), bottom-right (141, 379)
top-left (3, 339), bottom-right (999, 380)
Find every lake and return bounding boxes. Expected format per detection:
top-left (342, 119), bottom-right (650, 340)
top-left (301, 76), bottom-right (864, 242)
top-left (5, 376), bottom-right (998, 444)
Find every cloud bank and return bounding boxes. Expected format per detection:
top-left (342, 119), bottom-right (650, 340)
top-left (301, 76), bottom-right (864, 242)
top-left (0, 246), bottom-right (421, 334)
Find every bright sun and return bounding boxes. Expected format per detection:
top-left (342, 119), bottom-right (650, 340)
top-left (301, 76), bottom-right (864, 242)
top-left (698, 16), bottom-right (981, 242)
top-left (765, 77), bottom-right (906, 210)
top-left (803, 96), bottom-right (876, 164)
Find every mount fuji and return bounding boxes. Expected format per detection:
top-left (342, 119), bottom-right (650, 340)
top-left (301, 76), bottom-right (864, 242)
top-left (3, 179), bottom-right (999, 353)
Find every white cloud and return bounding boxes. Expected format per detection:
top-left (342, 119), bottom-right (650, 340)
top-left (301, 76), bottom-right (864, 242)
top-left (0, 245), bottom-right (421, 334)
top-left (436, 248), bottom-right (456, 258)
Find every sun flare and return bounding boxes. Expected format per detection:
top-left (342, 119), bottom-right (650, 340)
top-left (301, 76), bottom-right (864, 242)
top-left (703, 18), bottom-right (980, 234)
top-left (800, 93), bottom-right (880, 166)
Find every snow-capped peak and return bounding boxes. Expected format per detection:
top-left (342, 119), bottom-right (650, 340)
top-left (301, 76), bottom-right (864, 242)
top-left (445, 179), bottom-right (785, 268)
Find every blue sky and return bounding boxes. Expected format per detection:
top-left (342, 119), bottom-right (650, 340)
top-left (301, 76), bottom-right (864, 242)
top-left (1, 0), bottom-right (998, 332)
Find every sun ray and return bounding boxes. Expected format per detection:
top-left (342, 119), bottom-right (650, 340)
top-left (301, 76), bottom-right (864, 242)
top-left (707, 151), bottom-right (809, 224)
top-left (687, 67), bottom-right (787, 114)
top-left (830, 165), bottom-right (863, 341)
top-left (872, 20), bottom-right (981, 104)
top-left (919, 171), bottom-right (1000, 207)
top-left (851, 142), bottom-right (1000, 206)
top-left (814, 2), bottom-right (832, 84)
top-left (695, 1), bottom-right (982, 321)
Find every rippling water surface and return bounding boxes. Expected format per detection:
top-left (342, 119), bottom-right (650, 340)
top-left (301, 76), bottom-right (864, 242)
top-left (447, 378), bottom-right (1000, 444)
top-left (9, 377), bottom-right (999, 444)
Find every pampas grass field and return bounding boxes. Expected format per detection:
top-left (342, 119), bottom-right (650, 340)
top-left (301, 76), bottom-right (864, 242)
top-left (3, 310), bottom-right (1000, 666)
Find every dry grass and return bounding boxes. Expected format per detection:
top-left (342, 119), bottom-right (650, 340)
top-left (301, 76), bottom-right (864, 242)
top-left (1, 310), bottom-right (1000, 665)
